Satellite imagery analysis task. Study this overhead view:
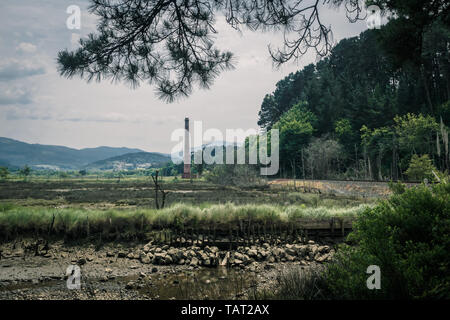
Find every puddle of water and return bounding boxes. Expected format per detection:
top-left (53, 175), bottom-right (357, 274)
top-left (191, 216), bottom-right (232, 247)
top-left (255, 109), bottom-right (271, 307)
top-left (137, 267), bottom-right (258, 300)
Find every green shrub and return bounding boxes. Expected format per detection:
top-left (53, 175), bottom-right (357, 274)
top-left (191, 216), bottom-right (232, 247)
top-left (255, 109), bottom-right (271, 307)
top-left (323, 182), bottom-right (450, 299)
top-left (405, 154), bottom-right (437, 181)
top-left (204, 164), bottom-right (267, 188)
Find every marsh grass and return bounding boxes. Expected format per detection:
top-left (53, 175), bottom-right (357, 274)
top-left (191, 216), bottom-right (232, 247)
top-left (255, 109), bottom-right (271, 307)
top-left (0, 203), bottom-right (369, 241)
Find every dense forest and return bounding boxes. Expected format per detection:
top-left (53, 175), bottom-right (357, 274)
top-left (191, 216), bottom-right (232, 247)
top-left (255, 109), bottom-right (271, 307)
top-left (256, 20), bottom-right (450, 181)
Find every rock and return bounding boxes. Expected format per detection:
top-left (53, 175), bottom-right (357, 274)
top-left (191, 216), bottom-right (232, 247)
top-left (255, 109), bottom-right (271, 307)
top-left (105, 268), bottom-right (113, 273)
top-left (187, 250), bottom-right (196, 258)
top-left (207, 246), bottom-right (219, 253)
top-left (106, 251), bottom-right (115, 257)
top-left (86, 256), bottom-right (94, 262)
top-left (125, 281), bottom-right (135, 290)
top-left (247, 249), bottom-right (258, 258)
top-left (140, 254), bottom-right (152, 264)
top-left (234, 259), bottom-right (243, 265)
top-left (164, 255), bottom-right (173, 265)
top-left (202, 258), bottom-right (211, 267)
top-left (153, 253), bottom-right (170, 265)
top-left (294, 245), bottom-right (308, 256)
top-left (272, 248), bottom-right (285, 258)
top-left (77, 258), bottom-right (86, 265)
top-left (234, 252), bottom-right (246, 261)
top-left (117, 251), bottom-right (127, 258)
top-left (190, 257), bottom-right (199, 266)
top-left (268, 256), bottom-right (275, 263)
top-left (285, 255), bottom-right (295, 262)
top-left (315, 253), bottom-right (329, 263)
top-left (199, 252), bottom-right (209, 262)
top-left (308, 240), bottom-right (315, 244)
top-left (262, 243), bottom-right (270, 249)
top-left (285, 248), bottom-right (296, 256)
top-left (167, 248), bottom-right (178, 260)
top-left (178, 259), bottom-right (185, 265)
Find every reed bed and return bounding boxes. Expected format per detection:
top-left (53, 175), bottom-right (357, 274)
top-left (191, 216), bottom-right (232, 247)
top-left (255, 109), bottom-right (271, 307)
top-left (0, 202), bottom-right (370, 242)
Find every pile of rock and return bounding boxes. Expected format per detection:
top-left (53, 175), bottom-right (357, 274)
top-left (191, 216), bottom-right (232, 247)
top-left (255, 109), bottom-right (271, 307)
top-left (120, 241), bottom-right (334, 268)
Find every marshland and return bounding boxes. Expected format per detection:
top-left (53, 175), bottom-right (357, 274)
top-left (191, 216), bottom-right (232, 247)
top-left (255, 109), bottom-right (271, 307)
top-left (0, 176), bottom-right (377, 299)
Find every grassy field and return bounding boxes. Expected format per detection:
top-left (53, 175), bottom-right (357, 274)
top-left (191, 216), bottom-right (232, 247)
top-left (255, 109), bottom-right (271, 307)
top-left (0, 177), bottom-right (379, 241)
top-left (0, 177), bottom-right (377, 208)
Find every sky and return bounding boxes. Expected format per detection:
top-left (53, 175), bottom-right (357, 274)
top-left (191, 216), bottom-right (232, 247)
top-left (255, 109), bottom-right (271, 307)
top-left (0, 0), bottom-right (369, 154)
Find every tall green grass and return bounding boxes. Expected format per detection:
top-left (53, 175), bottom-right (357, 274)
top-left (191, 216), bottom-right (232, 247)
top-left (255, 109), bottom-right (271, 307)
top-left (0, 202), bottom-right (369, 240)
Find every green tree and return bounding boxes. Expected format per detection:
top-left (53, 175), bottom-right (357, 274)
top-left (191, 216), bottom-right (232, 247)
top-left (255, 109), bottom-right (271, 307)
top-left (360, 125), bottom-right (394, 180)
top-left (405, 154), bottom-right (437, 181)
top-left (273, 101), bottom-right (315, 178)
top-left (324, 182), bottom-right (450, 299)
top-left (19, 165), bottom-right (31, 180)
top-left (394, 113), bottom-right (438, 156)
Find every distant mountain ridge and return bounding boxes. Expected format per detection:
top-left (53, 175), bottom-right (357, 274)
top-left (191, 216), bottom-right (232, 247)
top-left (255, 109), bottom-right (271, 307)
top-left (0, 137), bottom-right (150, 170)
top-left (84, 152), bottom-right (171, 171)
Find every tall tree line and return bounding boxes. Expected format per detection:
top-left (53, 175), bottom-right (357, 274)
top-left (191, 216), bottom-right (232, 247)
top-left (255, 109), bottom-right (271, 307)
top-left (258, 21), bottom-right (450, 181)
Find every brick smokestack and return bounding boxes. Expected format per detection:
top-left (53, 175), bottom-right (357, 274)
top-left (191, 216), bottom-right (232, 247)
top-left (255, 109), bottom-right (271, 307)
top-left (182, 117), bottom-right (191, 178)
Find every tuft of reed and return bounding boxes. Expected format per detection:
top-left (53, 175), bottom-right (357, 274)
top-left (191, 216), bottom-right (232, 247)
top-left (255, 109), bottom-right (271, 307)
top-left (0, 203), bottom-right (370, 241)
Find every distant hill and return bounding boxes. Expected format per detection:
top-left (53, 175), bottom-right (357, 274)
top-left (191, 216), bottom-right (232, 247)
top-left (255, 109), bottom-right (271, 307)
top-left (0, 158), bottom-right (17, 170)
top-left (0, 137), bottom-right (145, 170)
top-left (85, 152), bottom-right (171, 171)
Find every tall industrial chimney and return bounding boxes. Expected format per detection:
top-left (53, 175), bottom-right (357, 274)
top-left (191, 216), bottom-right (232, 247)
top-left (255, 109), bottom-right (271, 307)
top-left (182, 117), bottom-right (191, 179)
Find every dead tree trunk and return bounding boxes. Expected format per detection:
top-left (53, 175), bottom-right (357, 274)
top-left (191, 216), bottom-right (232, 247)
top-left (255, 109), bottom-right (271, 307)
top-left (151, 170), bottom-right (170, 209)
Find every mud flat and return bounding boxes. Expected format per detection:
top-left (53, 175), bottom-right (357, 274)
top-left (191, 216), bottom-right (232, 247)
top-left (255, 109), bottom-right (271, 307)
top-left (0, 238), bottom-right (334, 300)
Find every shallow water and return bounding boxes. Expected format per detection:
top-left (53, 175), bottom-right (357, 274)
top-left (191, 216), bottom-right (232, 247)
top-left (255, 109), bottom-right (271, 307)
top-left (137, 267), bottom-right (258, 300)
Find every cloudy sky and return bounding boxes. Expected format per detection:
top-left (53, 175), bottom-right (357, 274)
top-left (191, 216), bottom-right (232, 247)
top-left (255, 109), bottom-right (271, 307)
top-left (0, 0), bottom-right (369, 154)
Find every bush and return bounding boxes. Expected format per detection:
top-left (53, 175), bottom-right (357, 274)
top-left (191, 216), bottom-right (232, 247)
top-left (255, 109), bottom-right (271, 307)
top-left (204, 164), bottom-right (267, 188)
top-left (405, 154), bottom-right (437, 181)
top-left (272, 267), bottom-right (327, 300)
top-left (322, 182), bottom-right (450, 299)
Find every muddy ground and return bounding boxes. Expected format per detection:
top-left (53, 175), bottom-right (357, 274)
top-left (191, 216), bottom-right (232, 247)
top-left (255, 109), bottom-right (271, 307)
top-left (0, 239), bottom-right (328, 300)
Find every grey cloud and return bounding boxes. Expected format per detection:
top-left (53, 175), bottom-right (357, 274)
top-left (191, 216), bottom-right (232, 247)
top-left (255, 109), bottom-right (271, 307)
top-left (0, 87), bottom-right (33, 105)
top-left (0, 60), bottom-right (46, 81)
